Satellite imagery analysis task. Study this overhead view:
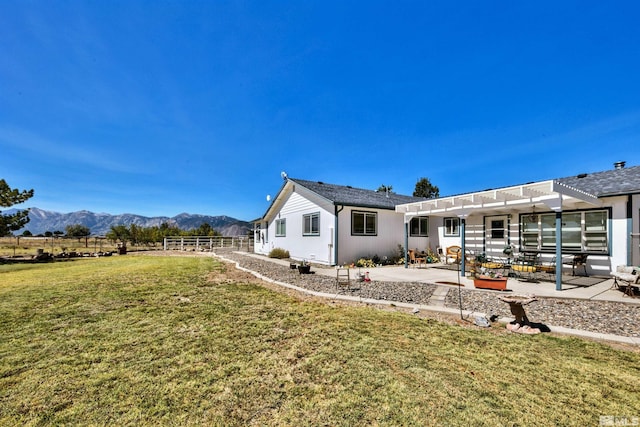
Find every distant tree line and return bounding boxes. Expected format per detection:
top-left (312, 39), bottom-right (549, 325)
top-left (105, 222), bottom-right (222, 246)
top-left (16, 222), bottom-right (222, 247)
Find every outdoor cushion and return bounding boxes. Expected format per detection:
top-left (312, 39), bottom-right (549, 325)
top-left (610, 266), bottom-right (640, 284)
top-left (512, 265), bottom-right (536, 273)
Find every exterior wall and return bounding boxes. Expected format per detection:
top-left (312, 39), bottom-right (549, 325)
top-left (257, 191), bottom-right (335, 265)
top-left (608, 195), bottom-right (632, 271)
top-left (429, 217), bottom-right (455, 255)
top-left (336, 207), bottom-right (407, 266)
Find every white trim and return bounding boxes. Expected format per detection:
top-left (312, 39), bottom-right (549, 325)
top-left (395, 179), bottom-right (601, 216)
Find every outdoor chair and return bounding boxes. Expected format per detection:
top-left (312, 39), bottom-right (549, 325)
top-left (610, 265), bottom-right (639, 297)
top-left (537, 256), bottom-right (556, 281)
top-left (562, 253), bottom-right (588, 276)
top-left (511, 252), bottom-right (540, 282)
top-left (445, 246), bottom-right (462, 264)
top-left (408, 249), bottom-right (426, 268)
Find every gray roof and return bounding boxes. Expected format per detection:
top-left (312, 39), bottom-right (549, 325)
top-left (290, 178), bottom-right (426, 209)
top-left (557, 165), bottom-right (640, 197)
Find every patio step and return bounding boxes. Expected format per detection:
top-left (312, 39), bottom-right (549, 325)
top-left (429, 286), bottom-right (450, 307)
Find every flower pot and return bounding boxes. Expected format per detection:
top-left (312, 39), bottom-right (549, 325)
top-left (473, 276), bottom-right (508, 291)
top-left (298, 265), bottom-right (311, 274)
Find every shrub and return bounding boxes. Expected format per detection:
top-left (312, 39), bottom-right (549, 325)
top-left (268, 248), bottom-right (290, 259)
top-left (355, 258), bottom-right (376, 268)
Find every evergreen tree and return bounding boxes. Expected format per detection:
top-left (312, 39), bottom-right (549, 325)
top-left (413, 177), bottom-right (439, 198)
top-left (0, 179), bottom-right (34, 237)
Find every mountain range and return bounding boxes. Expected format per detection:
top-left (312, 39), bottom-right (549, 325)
top-left (5, 207), bottom-right (252, 237)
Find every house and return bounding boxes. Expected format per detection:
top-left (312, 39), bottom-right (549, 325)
top-left (254, 177), bottom-right (426, 265)
top-left (395, 162), bottom-right (640, 290)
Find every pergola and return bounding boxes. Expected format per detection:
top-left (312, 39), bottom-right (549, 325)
top-left (395, 180), bottom-right (601, 290)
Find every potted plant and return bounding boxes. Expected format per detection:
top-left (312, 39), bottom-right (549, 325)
top-left (473, 271), bottom-right (508, 291)
top-left (298, 260), bottom-right (311, 274)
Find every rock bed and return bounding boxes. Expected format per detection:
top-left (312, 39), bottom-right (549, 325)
top-left (214, 250), bottom-right (640, 339)
top-left (218, 251), bottom-right (436, 305)
top-left (445, 290), bottom-right (640, 338)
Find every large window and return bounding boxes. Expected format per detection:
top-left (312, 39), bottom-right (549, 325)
top-left (303, 212), bottom-right (320, 236)
top-left (520, 209), bottom-right (609, 253)
top-left (275, 219), bottom-right (286, 237)
top-left (444, 217), bottom-right (459, 237)
top-left (352, 211), bottom-right (377, 236)
top-left (410, 216), bottom-right (429, 237)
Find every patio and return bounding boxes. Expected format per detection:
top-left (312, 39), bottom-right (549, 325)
top-left (310, 262), bottom-right (636, 303)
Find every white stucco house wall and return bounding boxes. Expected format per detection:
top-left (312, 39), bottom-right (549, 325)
top-left (254, 178), bottom-right (427, 266)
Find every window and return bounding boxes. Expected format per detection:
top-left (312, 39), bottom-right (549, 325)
top-left (490, 219), bottom-right (505, 239)
top-left (275, 219), bottom-right (286, 237)
top-left (520, 209), bottom-right (609, 253)
top-left (352, 211), bottom-right (377, 236)
top-left (303, 212), bottom-right (320, 236)
top-left (584, 211), bottom-right (608, 251)
top-left (410, 216), bottom-right (428, 237)
top-left (444, 217), bottom-right (459, 236)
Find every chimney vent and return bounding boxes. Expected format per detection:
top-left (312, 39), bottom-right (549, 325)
top-left (614, 161), bottom-right (626, 170)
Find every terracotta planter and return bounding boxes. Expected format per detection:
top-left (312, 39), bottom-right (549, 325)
top-left (473, 276), bottom-right (508, 291)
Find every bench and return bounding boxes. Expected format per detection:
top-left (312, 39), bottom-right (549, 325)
top-left (611, 265), bottom-right (640, 297)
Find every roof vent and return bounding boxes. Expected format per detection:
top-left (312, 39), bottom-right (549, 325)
top-left (317, 181), bottom-right (324, 185)
top-left (577, 173), bottom-right (588, 179)
top-left (614, 161), bottom-right (626, 169)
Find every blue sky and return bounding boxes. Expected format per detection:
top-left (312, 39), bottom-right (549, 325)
top-left (2, 1), bottom-right (640, 221)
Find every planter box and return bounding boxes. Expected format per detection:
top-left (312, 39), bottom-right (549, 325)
top-left (473, 276), bottom-right (508, 291)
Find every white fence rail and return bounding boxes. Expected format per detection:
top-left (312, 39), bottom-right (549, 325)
top-left (163, 236), bottom-right (253, 252)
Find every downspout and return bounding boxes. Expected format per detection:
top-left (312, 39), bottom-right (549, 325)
top-left (555, 211), bottom-right (562, 291)
top-left (627, 194), bottom-right (633, 265)
top-left (335, 205), bottom-right (344, 266)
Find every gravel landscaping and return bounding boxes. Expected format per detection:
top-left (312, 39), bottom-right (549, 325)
top-left (209, 250), bottom-right (640, 340)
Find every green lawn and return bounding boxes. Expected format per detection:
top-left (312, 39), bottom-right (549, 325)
top-left (1, 255), bottom-right (639, 426)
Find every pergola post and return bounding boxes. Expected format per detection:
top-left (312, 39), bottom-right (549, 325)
top-left (460, 218), bottom-right (466, 276)
top-left (555, 211), bottom-right (563, 291)
top-left (404, 220), bottom-right (409, 269)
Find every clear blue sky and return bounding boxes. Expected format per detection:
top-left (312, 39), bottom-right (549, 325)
top-left (2, 1), bottom-right (639, 221)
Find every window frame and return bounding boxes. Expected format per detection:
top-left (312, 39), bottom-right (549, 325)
top-left (351, 210), bottom-right (377, 236)
top-left (275, 218), bottom-right (286, 237)
top-left (443, 217), bottom-right (459, 237)
top-left (409, 216), bottom-right (429, 237)
top-left (519, 208), bottom-right (610, 254)
top-left (302, 212), bottom-right (320, 236)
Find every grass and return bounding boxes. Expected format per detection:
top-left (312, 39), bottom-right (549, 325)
top-left (1, 255), bottom-right (639, 426)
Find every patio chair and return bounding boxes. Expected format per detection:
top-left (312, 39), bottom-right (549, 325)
top-left (537, 256), bottom-right (556, 281)
top-left (610, 265), bottom-right (639, 297)
top-left (408, 249), bottom-right (426, 268)
top-left (445, 246), bottom-right (462, 264)
top-left (562, 253), bottom-right (588, 276)
top-left (511, 252), bottom-right (539, 282)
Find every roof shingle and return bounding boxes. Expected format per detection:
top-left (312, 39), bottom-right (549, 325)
top-left (290, 178), bottom-right (426, 209)
top-left (557, 165), bottom-right (640, 197)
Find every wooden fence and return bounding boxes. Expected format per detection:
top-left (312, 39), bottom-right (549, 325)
top-left (163, 236), bottom-right (254, 252)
